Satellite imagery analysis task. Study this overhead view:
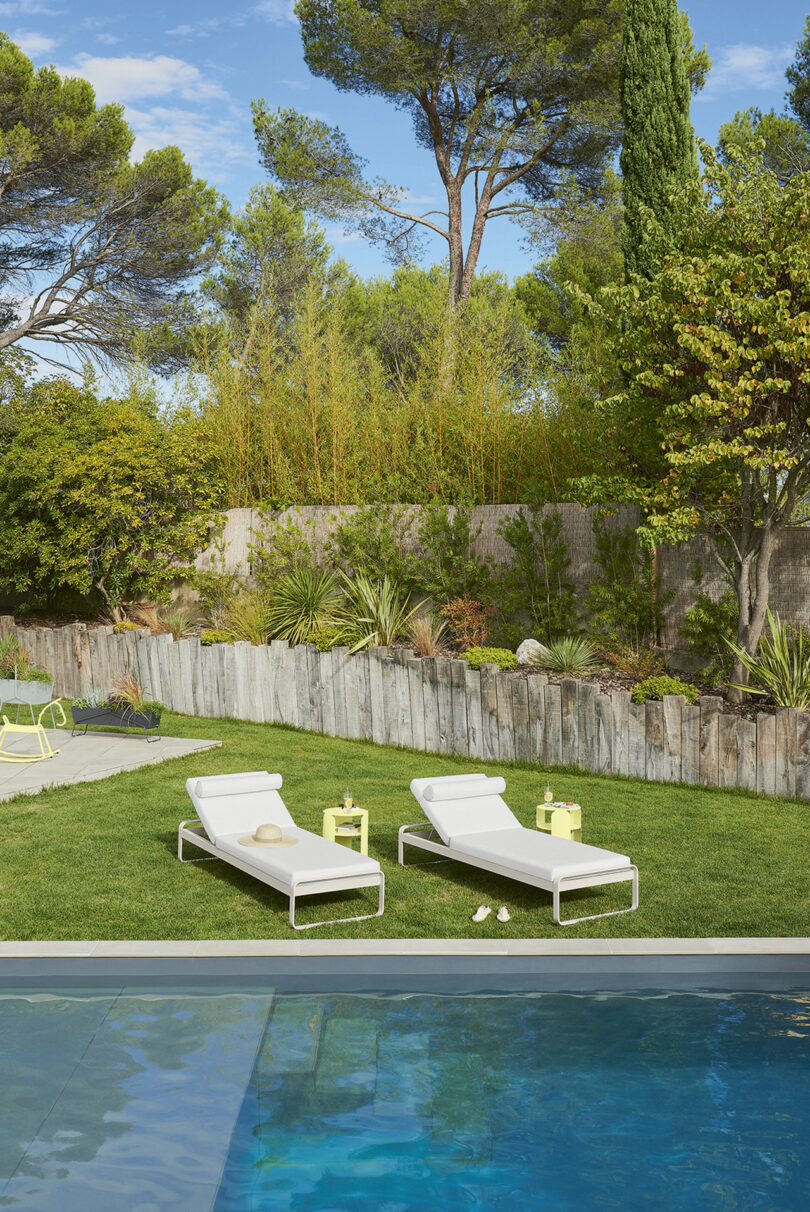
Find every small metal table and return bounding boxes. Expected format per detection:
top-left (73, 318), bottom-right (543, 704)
top-left (322, 805), bottom-right (369, 855)
top-left (536, 801), bottom-right (582, 842)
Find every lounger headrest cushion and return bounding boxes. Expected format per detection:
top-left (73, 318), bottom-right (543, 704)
top-left (423, 776), bottom-right (506, 802)
top-left (194, 772), bottom-right (283, 799)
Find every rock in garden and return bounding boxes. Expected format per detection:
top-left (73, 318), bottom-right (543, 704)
top-left (516, 639), bottom-right (543, 666)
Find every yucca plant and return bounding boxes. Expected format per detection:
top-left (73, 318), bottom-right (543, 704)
top-left (727, 609), bottom-right (810, 710)
top-left (264, 568), bottom-right (344, 646)
top-left (406, 614), bottom-right (450, 658)
top-left (224, 590), bottom-right (273, 646)
top-left (530, 636), bottom-right (600, 676)
top-left (342, 572), bottom-right (426, 652)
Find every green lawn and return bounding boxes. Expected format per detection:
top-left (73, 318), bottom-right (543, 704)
top-left (2, 712), bottom-right (809, 940)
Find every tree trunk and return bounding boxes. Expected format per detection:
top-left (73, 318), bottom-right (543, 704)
top-left (446, 182), bottom-right (464, 310)
top-left (727, 525), bottom-right (776, 704)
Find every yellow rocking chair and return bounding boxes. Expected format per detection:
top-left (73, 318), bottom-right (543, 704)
top-left (0, 701), bottom-right (66, 762)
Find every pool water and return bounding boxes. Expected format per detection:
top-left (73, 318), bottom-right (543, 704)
top-left (1, 989), bottom-right (809, 1210)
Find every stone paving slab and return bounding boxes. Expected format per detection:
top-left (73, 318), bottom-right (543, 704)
top-left (0, 729), bottom-right (221, 801)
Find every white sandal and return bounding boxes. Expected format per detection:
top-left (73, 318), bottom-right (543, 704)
top-left (496, 906), bottom-right (511, 923)
top-left (471, 905), bottom-right (491, 923)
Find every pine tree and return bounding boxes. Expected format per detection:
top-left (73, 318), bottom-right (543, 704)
top-left (620, 0), bottom-right (698, 279)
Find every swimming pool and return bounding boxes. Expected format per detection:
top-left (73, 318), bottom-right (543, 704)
top-left (1, 981), bottom-right (809, 1210)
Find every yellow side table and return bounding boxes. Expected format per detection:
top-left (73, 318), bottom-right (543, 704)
top-left (536, 801), bottom-right (582, 842)
top-left (323, 805), bottom-right (369, 855)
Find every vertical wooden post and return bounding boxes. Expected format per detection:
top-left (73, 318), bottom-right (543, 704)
top-left (595, 693), bottom-right (613, 773)
top-left (449, 659), bottom-right (469, 756)
top-left (681, 703), bottom-right (700, 785)
top-left (737, 718), bottom-right (757, 792)
top-left (717, 713), bottom-right (739, 789)
top-left (662, 695), bottom-right (683, 783)
top-left (628, 702), bottom-right (646, 779)
top-left (645, 700), bottom-right (664, 782)
top-left (543, 683), bottom-right (562, 767)
top-left (495, 671), bottom-right (515, 762)
top-left (408, 657), bottom-right (427, 752)
top-left (421, 657), bottom-right (441, 755)
top-left (510, 678), bottom-right (531, 763)
top-left (795, 711), bottom-right (810, 802)
top-left (526, 674), bottom-right (547, 765)
top-left (775, 708), bottom-right (798, 799)
top-left (464, 666), bottom-right (484, 758)
top-left (560, 678), bottom-right (579, 767)
top-left (698, 696), bottom-right (722, 787)
top-left (578, 682), bottom-right (597, 772)
top-left (479, 664), bottom-right (500, 762)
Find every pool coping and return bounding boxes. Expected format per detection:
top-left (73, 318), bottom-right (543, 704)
top-left (1, 937), bottom-right (808, 957)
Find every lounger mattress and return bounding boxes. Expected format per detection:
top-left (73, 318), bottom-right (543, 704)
top-left (216, 827), bottom-right (380, 884)
top-left (447, 827), bottom-right (631, 883)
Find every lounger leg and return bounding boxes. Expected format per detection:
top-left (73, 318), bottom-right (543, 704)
top-left (289, 874), bottom-right (385, 931)
top-left (553, 867), bottom-right (639, 927)
top-left (398, 826), bottom-right (450, 867)
top-left (177, 824), bottom-right (218, 863)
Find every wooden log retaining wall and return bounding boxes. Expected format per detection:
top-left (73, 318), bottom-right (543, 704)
top-left (2, 617), bottom-right (808, 800)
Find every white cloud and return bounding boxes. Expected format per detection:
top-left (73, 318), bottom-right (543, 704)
top-left (168, 2), bottom-right (296, 37)
top-left (10, 29), bottom-right (55, 57)
top-left (126, 105), bottom-right (255, 182)
top-left (54, 53), bottom-right (228, 105)
top-left (96, 33), bottom-right (119, 46)
top-left (281, 78), bottom-right (308, 90)
top-left (698, 42), bottom-right (794, 100)
top-left (0, 2), bottom-right (63, 14)
top-left (251, 1), bottom-right (297, 25)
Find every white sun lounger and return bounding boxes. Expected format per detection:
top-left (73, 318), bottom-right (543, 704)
top-left (401, 773), bottom-right (638, 926)
top-left (179, 770), bottom-right (385, 930)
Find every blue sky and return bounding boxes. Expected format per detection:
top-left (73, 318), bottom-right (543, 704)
top-left (2, 0), bottom-right (807, 282)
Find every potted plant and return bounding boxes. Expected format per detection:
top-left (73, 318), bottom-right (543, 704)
top-left (0, 636), bottom-right (55, 706)
top-left (71, 675), bottom-right (163, 742)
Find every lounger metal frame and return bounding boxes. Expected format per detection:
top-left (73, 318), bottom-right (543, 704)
top-left (178, 820), bottom-right (385, 931)
top-left (398, 823), bottom-right (638, 927)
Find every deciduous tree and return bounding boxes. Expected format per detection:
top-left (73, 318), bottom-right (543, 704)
top-left (0, 35), bottom-right (227, 369)
top-left (576, 146), bottom-right (810, 698)
top-left (0, 377), bottom-right (222, 610)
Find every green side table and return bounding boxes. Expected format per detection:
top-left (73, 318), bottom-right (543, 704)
top-left (323, 805), bottom-right (369, 855)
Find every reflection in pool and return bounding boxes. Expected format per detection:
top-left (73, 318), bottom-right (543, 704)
top-left (1, 990), bottom-right (809, 1210)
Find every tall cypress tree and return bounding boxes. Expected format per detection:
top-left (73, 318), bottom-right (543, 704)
top-left (620, 0), bottom-right (698, 279)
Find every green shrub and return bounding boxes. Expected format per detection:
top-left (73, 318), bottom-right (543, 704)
top-left (310, 624), bottom-right (351, 652)
top-left (113, 620), bottom-right (140, 633)
top-left (496, 506), bottom-right (576, 644)
top-left (327, 505), bottom-right (415, 589)
top-left (461, 646), bottom-right (517, 670)
top-left (530, 636), bottom-right (599, 676)
top-left (585, 517), bottom-right (665, 649)
top-left (631, 675), bottom-right (699, 705)
top-left (414, 503), bottom-right (492, 603)
top-left (200, 629), bottom-right (233, 646)
top-left (680, 581), bottom-right (738, 686)
top-left (0, 635), bottom-right (51, 682)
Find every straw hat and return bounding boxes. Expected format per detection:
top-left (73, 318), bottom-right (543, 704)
top-left (239, 822), bottom-right (298, 847)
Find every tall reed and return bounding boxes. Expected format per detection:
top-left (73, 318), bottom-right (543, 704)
top-left (192, 284), bottom-right (604, 507)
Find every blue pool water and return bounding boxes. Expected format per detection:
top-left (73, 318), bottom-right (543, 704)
top-left (1, 988), bottom-right (809, 1210)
